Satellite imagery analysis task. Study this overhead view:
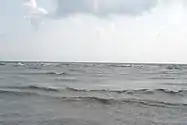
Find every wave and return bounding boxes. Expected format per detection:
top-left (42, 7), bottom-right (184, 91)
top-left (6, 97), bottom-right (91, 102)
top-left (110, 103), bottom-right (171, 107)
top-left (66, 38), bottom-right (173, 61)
top-left (20, 71), bottom-right (69, 76)
top-left (165, 65), bottom-right (182, 70)
top-left (0, 62), bottom-right (6, 66)
top-left (65, 87), bottom-right (187, 96)
top-left (25, 85), bottom-right (59, 92)
top-left (0, 85), bottom-right (59, 92)
top-left (108, 64), bottom-right (133, 68)
top-left (1, 85), bottom-right (187, 96)
top-left (13, 62), bottom-right (25, 67)
top-left (0, 89), bottom-right (40, 96)
top-left (4, 62), bottom-right (71, 68)
top-left (44, 72), bottom-right (69, 75)
top-left (60, 96), bottom-right (187, 107)
top-left (0, 89), bottom-right (186, 107)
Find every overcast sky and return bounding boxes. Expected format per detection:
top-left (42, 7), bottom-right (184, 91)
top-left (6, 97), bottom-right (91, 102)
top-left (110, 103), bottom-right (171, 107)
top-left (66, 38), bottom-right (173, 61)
top-left (0, 0), bottom-right (187, 63)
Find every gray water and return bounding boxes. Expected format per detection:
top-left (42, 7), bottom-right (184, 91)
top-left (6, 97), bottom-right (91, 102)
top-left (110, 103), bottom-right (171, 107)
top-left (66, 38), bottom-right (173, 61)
top-left (0, 62), bottom-right (187, 125)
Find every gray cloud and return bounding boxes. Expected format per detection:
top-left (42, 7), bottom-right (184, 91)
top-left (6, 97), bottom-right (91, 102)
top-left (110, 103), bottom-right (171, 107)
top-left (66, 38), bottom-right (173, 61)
top-left (56, 0), bottom-right (158, 17)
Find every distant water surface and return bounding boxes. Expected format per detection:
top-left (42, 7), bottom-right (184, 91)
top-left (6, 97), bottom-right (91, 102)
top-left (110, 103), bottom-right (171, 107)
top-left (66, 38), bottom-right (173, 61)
top-left (0, 62), bottom-right (187, 125)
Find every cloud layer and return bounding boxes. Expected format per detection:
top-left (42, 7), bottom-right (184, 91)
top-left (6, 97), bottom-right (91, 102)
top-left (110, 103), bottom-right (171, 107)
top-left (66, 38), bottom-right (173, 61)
top-left (56, 0), bottom-right (158, 17)
top-left (1, 0), bottom-right (187, 63)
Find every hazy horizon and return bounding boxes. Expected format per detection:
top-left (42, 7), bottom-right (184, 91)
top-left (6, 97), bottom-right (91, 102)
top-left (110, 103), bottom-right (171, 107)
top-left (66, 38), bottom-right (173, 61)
top-left (0, 0), bottom-right (187, 64)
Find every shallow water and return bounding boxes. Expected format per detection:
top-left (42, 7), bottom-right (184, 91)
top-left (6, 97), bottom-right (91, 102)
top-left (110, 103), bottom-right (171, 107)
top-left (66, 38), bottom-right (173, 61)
top-left (0, 62), bottom-right (187, 125)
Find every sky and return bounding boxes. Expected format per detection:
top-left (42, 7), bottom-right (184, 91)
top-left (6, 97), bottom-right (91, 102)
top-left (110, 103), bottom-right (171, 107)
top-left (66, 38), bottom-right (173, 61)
top-left (0, 0), bottom-right (187, 63)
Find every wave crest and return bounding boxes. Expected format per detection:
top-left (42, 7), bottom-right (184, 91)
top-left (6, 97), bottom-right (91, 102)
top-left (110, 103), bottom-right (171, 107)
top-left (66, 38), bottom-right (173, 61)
top-left (1, 86), bottom-right (187, 96)
top-left (65, 87), bottom-right (187, 96)
top-left (0, 87), bottom-right (187, 107)
top-left (0, 85), bottom-right (59, 92)
top-left (60, 96), bottom-right (187, 107)
top-left (20, 72), bottom-right (69, 76)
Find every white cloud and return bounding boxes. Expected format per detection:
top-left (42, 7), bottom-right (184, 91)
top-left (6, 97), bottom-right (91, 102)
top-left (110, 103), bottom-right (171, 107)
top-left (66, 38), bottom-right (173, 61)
top-left (0, 0), bottom-right (187, 63)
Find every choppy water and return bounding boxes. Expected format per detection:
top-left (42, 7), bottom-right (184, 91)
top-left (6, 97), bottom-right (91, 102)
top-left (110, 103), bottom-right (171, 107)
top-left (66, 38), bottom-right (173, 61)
top-left (0, 62), bottom-right (187, 125)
